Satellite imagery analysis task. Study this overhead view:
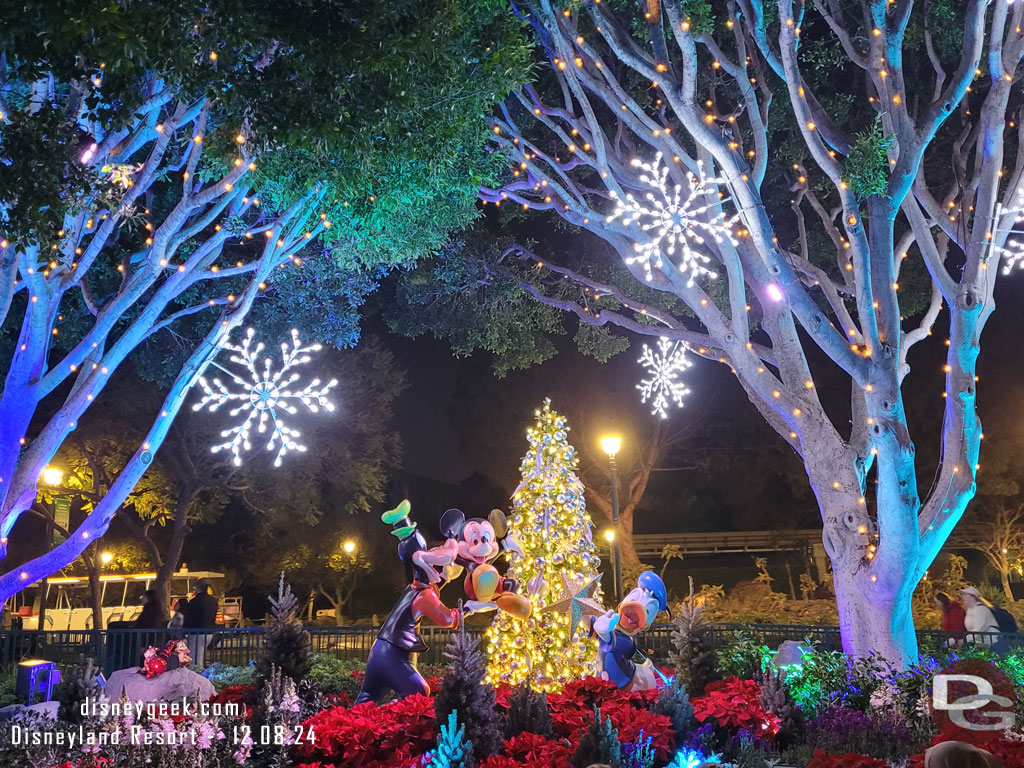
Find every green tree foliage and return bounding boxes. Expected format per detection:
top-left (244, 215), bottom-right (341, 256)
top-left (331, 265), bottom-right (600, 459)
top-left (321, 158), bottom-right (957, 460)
top-left (844, 119), bottom-right (894, 200)
top-left (0, 0), bottom-right (531, 593)
top-left (669, 580), bottom-right (716, 695)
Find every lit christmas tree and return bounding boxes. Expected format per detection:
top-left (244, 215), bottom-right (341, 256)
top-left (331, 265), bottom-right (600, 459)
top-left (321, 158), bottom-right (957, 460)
top-left (485, 399), bottom-right (602, 691)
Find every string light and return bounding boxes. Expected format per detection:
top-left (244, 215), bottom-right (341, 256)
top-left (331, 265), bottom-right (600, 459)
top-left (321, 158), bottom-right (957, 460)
top-left (988, 187), bottom-right (1024, 272)
top-left (637, 337), bottom-right (693, 418)
top-left (192, 327), bottom-right (338, 467)
top-left (485, 400), bottom-right (600, 691)
top-left (606, 152), bottom-right (737, 284)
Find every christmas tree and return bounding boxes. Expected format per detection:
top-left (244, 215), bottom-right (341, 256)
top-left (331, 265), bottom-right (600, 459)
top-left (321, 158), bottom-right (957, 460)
top-left (485, 399), bottom-right (602, 691)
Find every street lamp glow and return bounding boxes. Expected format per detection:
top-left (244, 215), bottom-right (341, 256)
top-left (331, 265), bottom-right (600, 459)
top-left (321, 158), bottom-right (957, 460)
top-left (603, 528), bottom-right (616, 543)
top-left (41, 466), bottom-right (63, 486)
top-left (600, 436), bottom-right (621, 457)
top-left (342, 540), bottom-right (356, 554)
top-left (100, 551), bottom-right (113, 565)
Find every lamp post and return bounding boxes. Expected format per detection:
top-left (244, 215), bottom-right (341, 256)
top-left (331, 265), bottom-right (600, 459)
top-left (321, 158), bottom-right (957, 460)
top-left (600, 436), bottom-right (622, 603)
top-left (342, 540), bottom-right (356, 555)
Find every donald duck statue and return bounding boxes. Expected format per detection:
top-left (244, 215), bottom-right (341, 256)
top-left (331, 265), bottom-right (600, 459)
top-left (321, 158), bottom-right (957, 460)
top-left (584, 571), bottom-right (669, 691)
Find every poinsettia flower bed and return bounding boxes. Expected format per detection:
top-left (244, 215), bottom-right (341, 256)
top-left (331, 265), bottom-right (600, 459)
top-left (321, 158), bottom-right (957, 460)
top-left (293, 692), bottom-right (437, 768)
top-left (692, 676), bottom-right (780, 741)
top-left (293, 676), bottom-right (675, 768)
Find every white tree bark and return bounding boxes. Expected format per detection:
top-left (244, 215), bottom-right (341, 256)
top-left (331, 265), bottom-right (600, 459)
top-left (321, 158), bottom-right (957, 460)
top-left (483, 0), bottom-right (1021, 663)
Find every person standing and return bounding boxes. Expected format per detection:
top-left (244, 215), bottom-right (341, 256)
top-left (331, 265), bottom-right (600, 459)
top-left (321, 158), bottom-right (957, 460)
top-left (961, 586), bottom-right (999, 646)
top-left (167, 598), bottom-right (187, 638)
top-left (133, 589), bottom-right (165, 667)
top-left (183, 579), bottom-right (218, 668)
top-left (935, 591), bottom-right (966, 648)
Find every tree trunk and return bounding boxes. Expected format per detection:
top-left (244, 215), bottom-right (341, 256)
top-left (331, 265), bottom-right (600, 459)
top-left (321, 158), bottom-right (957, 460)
top-left (84, 548), bottom-right (104, 630)
top-left (153, 493), bottom-right (193, 616)
top-left (1001, 568), bottom-right (1015, 603)
top-left (617, 502), bottom-right (640, 569)
top-left (810, 436), bottom-right (922, 666)
top-left (832, 566), bottom-right (917, 660)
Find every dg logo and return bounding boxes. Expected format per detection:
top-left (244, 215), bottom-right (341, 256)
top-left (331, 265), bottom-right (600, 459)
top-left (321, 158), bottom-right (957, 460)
top-left (932, 658), bottom-right (1017, 732)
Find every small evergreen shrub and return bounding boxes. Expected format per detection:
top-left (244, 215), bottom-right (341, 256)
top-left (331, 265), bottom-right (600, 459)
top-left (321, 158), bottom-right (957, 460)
top-left (307, 654), bottom-right (366, 697)
top-left (504, 684), bottom-right (555, 740)
top-left (56, 659), bottom-right (103, 724)
top-left (652, 675), bottom-right (695, 744)
top-left (435, 623), bottom-right (501, 766)
top-left (573, 706), bottom-right (622, 768)
top-left (255, 574), bottom-right (312, 689)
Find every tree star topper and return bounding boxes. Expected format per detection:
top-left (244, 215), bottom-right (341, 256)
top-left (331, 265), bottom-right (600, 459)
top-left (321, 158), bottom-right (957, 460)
top-left (193, 327), bottom-right (338, 467)
top-left (638, 337), bottom-right (692, 419)
top-left (542, 572), bottom-right (605, 639)
top-left (606, 152), bottom-right (738, 285)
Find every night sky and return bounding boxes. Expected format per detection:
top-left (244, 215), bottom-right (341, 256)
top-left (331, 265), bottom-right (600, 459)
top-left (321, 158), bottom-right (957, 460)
top-left (381, 263), bottom-right (1024, 533)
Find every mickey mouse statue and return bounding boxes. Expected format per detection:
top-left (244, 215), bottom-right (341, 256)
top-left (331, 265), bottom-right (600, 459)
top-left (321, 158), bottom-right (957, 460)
top-left (355, 500), bottom-right (530, 704)
top-left (584, 571), bottom-right (669, 691)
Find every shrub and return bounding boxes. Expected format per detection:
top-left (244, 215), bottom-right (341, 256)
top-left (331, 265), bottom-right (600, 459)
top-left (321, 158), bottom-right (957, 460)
top-left (714, 633), bottom-right (773, 680)
top-left (572, 705), bottom-right (622, 768)
top-left (504, 685), bottom-right (555, 740)
top-left (307, 654), bottom-right (366, 697)
top-left (55, 659), bottom-right (102, 724)
top-left (435, 628), bottom-right (502, 765)
top-left (652, 675), bottom-right (695, 744)
top-left (255, 575), bottom-right (311, 689)
top-left (201, 661), bottom-right (255, 690)
top-left (804, 706), bottom-right (913, 761)
top-left (0, 674), bottom-right (19, 709)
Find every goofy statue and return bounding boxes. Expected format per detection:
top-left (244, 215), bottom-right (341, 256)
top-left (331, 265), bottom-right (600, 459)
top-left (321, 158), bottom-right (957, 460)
top-left (355, 500), bottom-right (531, 704)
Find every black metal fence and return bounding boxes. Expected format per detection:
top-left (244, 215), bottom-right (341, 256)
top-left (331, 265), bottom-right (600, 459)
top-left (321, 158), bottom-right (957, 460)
top-left (703, 622), bottom-right (1024, 654)
top-left (0, 623), bottom-right (676, 674)
top-left (2, 621), bottom-right (1020, 675)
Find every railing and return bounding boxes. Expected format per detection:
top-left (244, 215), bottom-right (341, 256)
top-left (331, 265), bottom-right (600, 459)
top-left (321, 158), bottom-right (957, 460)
top-left (2, 621), bottom-right (1020, 675)
top-left (0, 623), bottom-right (677, 674)
top-left (704, 622), bottom-right (1024, 654)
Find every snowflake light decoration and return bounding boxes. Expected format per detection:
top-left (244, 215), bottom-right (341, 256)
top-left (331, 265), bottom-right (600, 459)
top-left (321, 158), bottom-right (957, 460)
top-left (192, 327), bottom-right (337, 467)
top-left (637, 336), bottom-right (692, 419)
top-left (606, 152), bottom-right (738, 285)
top-left (989, 187), bottom-right (1024, 274)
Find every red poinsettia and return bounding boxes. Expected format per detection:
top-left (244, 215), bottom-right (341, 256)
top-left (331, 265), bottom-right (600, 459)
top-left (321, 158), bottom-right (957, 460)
top-left (293, 693), bottom-right (436, 768)
top-left (503, 731), bottom-right (573, 766)
top-left (691, 676), bottom-right (780, 740)
top-left (601, 699), bottom-right (675, 760)
top-left (209, 684), bottom-right (255, 720)
top-left (808, 750), bottom-right (890, 768)
top-left (560, 676), bottom-right (621, 706)
top-left (494, 683), bottom-right (516, 709)
top-left (479, 756), bottom-right (522, 768)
